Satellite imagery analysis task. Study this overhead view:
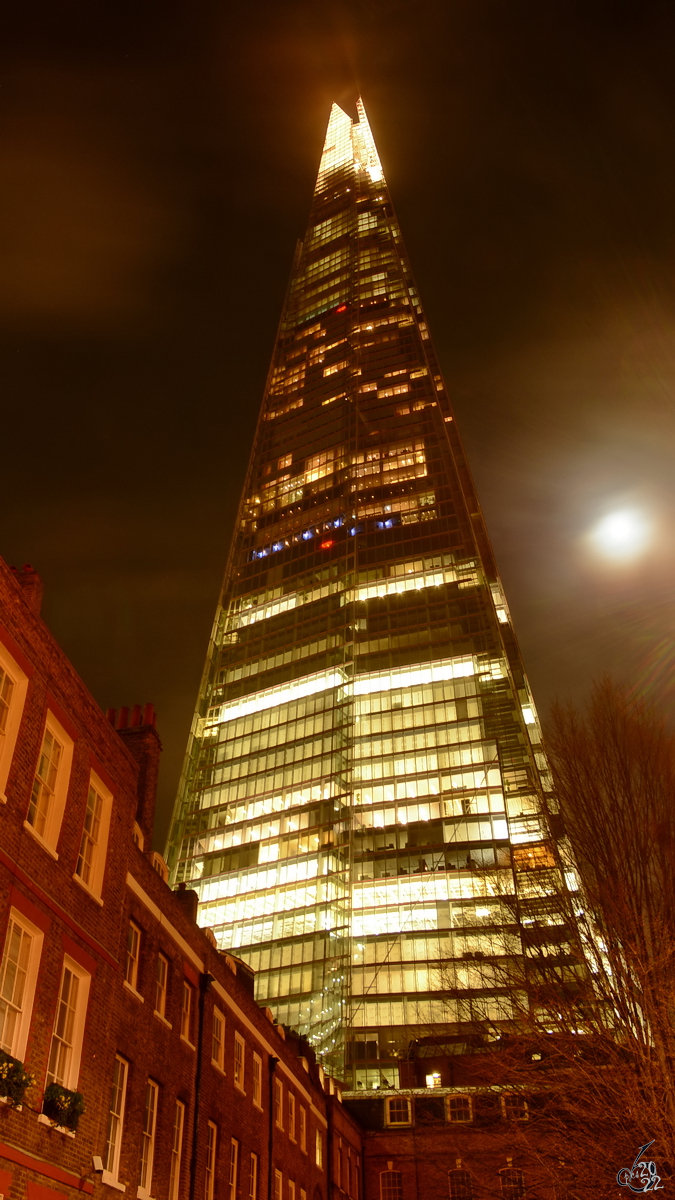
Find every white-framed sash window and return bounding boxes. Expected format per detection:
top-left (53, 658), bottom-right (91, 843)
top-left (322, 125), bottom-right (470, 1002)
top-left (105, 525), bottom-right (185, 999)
top-left (46, 956), bottom-right (90, 1090)
top-left (103, 1055), bottom-right (128, 1185)
top-left (0, 640), bottom-right (29, 803)
top-left (138, 1078), bottom-right (159, 1198)
top-left (26, 712), bottom-right (74, 855)
top-left (0, 909), bottom-right (43, 1060)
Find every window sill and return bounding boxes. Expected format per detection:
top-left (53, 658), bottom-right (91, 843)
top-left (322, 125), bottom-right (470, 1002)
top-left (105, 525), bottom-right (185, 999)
top-left (0, 792), bottom-right (7, 804)
top-left (137, 1187), bottom-right (155, 1200)
top-left (123, 980), bottom-right (144, 1003)
top-left (253, 1100), bottom-right (264, 1112)
top-left (0, 1096), bottom-right (21, 1111)
top-left (211, 1060), bottom-right (226, 1076)
top-left (153, 1010), bottom-right (171, 1029)
top-left (234, 1083), bottom-right (246, 1095)
top-left (180, 1035), bottom-right (195, 1051)
top-left (37, 1113), bottom-right (75, 1138)
top-left (101, 1171), bottom-right (126, 1191)
top-left (72, 873), bottom-right (104, 906)
top-left (23, 820), bottom-right (59, 860)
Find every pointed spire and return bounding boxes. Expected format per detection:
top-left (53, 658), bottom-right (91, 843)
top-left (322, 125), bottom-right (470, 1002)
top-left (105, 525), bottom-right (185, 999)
top-left (315, 98), bottom-right (384, 192)
top-left (316, 103), bottom-right (355, 190)
top-left (354, 97), bottom-right (384, 183)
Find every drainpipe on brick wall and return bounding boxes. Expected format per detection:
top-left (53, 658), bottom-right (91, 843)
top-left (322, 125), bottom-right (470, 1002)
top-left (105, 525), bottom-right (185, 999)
top-left (326, 1093), bottom-right (333, 1200)
top-left (267, 1056), bottom-right (279, 1200)
top-left (189, 972), bottom-right (214, 1200)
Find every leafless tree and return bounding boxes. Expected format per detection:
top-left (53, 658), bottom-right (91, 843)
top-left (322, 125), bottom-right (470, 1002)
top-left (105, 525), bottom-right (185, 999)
top-left (435, 679), bottom-right (675, 1197)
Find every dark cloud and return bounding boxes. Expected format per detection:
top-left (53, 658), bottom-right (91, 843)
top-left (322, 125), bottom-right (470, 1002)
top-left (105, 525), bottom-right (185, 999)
top-left (2, 0), bottom-right (674, 845)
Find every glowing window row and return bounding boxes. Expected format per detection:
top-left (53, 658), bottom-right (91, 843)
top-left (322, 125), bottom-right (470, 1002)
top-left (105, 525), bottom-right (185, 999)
top-left (199, 757), bottom-right (502, 817)
top-left (198, 866), bottom-right (515, 924)
top-left (228, 544), bottom-right (452, 628)
top-left (351, 964), bottom-right (501, 996)
top-left (223, 636), bottom-right (341, 686)
top-left (291, 273), bottom-right (350, 308)
top-left (352, 995), bottom-right (516, 1029)
top-left (300, 248), bottom-right (350, 280)
top-left (354, 744), bottom-right (497, 781)
top-left (199, 759), bottom-right (337, 809)
top-left (249, 496), bottom-right (440, 558)
top-left (269, 364), bottom-right (306, 392)
top-left (214, 711), bottom-right (332, 759)
top-left (307, 211), bottom-right (353, 246)
top-left (353, 721), bottom-right (484, 755)
top-left (214, 908), bottom-right (341, 950)
top-left (209, 656), bottom-right (479, 727)
top-left (214, 719), bottom-right (483, 774)
top-left (353, 768), bottom-right (502, 808)
top-left (210, 739), bottom-right (333, 787)
top-left (197, 881), bottom-right (338, 924)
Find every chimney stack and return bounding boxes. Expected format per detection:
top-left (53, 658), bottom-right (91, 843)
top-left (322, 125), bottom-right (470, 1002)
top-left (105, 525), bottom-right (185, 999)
top-left (11, 564), bottom-right (44, 615)
top-left (108, 704), bottom-right (161, 847)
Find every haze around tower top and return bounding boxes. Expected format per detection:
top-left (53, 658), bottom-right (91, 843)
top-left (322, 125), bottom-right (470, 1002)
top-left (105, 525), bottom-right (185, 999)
top-left (1, 0), bottom-right (674, 842)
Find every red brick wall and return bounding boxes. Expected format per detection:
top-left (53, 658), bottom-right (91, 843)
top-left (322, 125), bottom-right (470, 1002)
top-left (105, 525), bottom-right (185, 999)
top-left (0, 556), bottom-right (341, 1200)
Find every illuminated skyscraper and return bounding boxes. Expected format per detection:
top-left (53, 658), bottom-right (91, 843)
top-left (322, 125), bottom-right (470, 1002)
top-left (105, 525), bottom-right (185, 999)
top-left (167, 100), bottom-right (560, 1086)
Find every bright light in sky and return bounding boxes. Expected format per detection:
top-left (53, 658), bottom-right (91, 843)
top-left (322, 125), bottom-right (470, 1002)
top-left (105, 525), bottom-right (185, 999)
top-left (589, 510), bottom-right (651, 560)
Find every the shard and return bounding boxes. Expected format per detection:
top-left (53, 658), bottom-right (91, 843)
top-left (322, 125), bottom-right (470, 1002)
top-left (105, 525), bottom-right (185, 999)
top-left (167, 100), bottom-right (561, 1086)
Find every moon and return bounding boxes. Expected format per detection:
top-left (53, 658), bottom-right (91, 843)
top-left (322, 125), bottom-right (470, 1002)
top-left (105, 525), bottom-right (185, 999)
top-left (589, 510), bottom-right (651, 561)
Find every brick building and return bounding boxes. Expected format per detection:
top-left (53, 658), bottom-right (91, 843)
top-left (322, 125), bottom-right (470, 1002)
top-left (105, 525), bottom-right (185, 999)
top-left (0, 557), bottom-right (361, 1200)
top-left (343, 1036), bottom-right (559, 1200)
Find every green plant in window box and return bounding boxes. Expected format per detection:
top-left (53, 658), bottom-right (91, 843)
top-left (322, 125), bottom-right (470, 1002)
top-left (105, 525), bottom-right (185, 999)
top-left (42, 1082), bottom-right (85, 1131)
top-left (0, 1049), bottom-right (36, 1108)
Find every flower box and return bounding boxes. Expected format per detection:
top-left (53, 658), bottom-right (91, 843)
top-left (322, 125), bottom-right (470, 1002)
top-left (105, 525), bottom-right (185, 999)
top-left (42, 1083), bottom-right (85, 1132)
top-left (0, 1050), bottom-right (35, 1109)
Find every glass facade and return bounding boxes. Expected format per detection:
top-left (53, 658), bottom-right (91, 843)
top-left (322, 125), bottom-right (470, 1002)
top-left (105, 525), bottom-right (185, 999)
top-left (167, 100), bottom-right (562, 1085)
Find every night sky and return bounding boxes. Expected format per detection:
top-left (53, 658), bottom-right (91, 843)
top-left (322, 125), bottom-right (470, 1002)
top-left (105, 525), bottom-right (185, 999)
top-left (2, 0), bottom-right (674, 847)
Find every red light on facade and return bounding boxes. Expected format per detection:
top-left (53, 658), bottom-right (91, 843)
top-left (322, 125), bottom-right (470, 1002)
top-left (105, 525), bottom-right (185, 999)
top-left (335, 304), bottom-right (348, 313)
top-left (320, 540), bottom-right (335, 549)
